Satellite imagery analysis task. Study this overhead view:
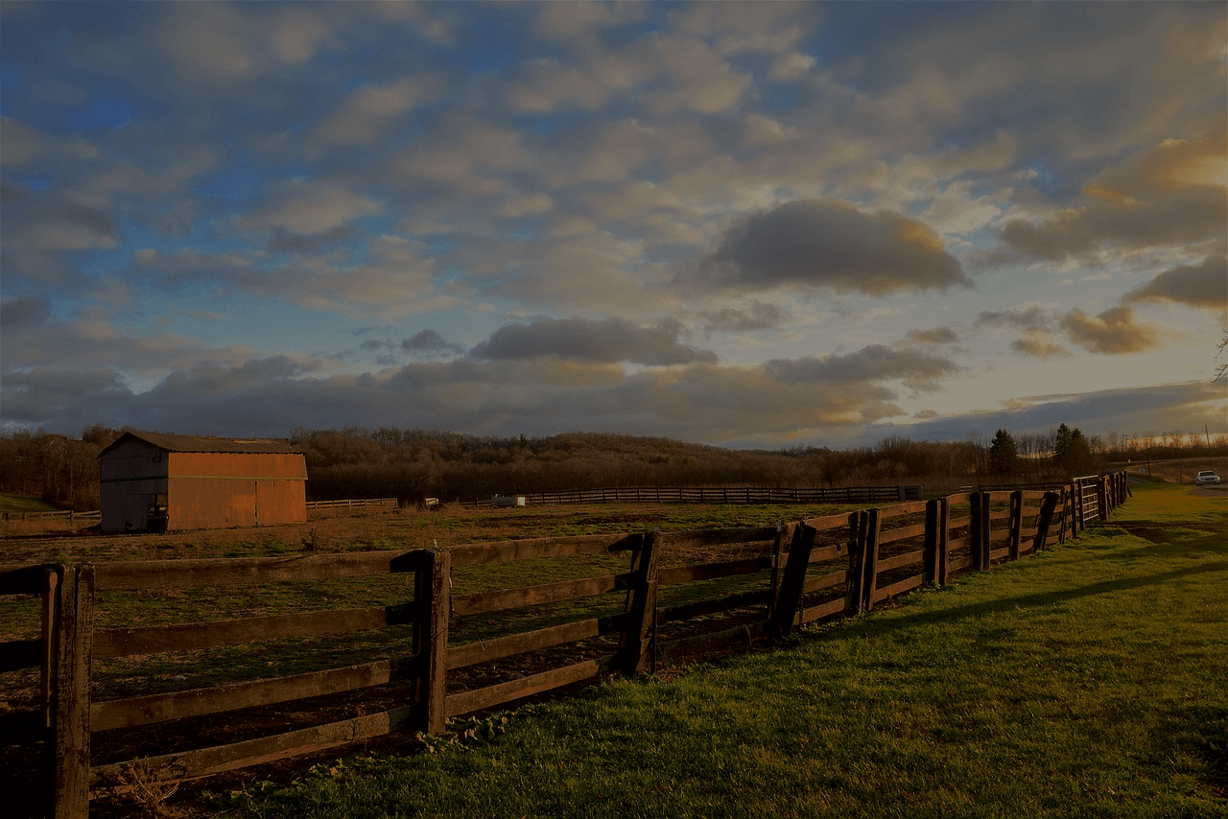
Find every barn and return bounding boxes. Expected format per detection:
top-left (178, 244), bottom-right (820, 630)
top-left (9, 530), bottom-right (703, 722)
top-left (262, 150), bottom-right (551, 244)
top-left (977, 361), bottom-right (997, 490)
top-left (98, 432), bottom-right (308, 533)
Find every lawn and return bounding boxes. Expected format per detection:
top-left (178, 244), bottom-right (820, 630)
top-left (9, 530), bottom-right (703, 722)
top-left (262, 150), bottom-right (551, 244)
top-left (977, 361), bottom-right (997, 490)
top-left (0, 492), bottom-right (58, 515)
top-left (212, 481), bottom-right (1227, 818)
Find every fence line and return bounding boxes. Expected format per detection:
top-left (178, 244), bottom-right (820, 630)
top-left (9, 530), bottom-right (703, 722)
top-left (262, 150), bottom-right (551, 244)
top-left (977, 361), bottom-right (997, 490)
top-left (461, 484), bottom-right (923, 508)
top-left (0, 509), bottom-right (101, 523)
top-left (305, 497), bottom-right (397, 511)
top-left (1, 473), bottom-right (1129, 818)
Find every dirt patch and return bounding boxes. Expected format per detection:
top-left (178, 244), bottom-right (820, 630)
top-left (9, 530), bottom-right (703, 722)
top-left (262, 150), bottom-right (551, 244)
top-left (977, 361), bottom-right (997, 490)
top-left (1187, 486), bottom-right (1227, 498)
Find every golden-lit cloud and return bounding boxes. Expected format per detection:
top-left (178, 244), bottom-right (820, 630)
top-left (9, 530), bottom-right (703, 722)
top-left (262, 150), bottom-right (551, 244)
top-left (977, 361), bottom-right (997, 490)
top-left (1059, 306), bottom-right (1161, 355)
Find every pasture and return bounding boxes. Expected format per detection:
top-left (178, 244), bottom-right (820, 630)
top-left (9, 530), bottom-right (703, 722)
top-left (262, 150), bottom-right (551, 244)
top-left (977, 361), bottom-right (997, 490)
top-left (216, 482), bottom-right (1227, 818)
top-left (3, 480), bottom-right (1223, 817)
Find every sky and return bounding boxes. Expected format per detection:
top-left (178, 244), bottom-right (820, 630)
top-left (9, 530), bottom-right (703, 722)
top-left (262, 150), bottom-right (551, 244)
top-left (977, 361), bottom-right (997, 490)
top-left (1, 1), bottom-right (1225, 450)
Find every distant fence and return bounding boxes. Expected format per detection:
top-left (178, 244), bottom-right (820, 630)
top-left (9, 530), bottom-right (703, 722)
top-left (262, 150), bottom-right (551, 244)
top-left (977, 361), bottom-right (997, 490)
top-left (305, 497), bottom-right (397, 512)
top-left (464, 484), bottom-right (923, 508)
top-left (1, 473), bottom-right (1127, 818)
top-left (0, 509), bottom-right (100, 523)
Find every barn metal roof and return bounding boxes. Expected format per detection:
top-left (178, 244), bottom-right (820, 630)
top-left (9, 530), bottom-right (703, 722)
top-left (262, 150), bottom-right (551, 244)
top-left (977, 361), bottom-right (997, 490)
top-left (99, 431), bottom-right (304, 457)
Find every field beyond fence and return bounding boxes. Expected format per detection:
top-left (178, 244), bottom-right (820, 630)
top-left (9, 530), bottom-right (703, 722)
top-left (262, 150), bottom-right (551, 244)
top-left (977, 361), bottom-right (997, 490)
top-left (2, 474), bottom-right (1128, 818)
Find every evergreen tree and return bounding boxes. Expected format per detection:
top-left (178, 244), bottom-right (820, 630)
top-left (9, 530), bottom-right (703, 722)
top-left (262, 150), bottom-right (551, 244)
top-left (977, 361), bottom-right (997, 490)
top-left (988, 429), bottom-right (1019, 476)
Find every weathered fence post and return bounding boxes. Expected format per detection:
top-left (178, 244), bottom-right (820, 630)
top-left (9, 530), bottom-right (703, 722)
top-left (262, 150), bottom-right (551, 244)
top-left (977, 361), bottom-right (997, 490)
top-left (969, 492), bottom-right (984, 570)
top-left (413, 548), bottom-right (450, 736)
top-left (767, 521), bottom-right (787, 620)
top-left (769, 522), bottom-right (815, 639)
top-left (1007, 489), bottom-right (1024, 561)
top-left (41, 567), bottom-right (60, 730)
top-left (845, 512), bottom-right (867, 613)
top-left (51, 563), bottom-right (93, 819)
top-left (619, 531), bottom-right (660, 676)
top-left (1032, 492), bottom-right (1060, 552)
top-left (1097, 477), bottom-right (1109, 521)
top-left (923, 499), bottom-right (942, 584)
top-left (860, 509), bottom-right (883, 612)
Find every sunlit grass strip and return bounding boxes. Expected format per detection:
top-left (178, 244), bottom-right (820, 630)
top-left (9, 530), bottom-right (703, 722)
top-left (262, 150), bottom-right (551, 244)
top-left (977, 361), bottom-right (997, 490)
top-left (223, 512), bottom-right (1227, 818)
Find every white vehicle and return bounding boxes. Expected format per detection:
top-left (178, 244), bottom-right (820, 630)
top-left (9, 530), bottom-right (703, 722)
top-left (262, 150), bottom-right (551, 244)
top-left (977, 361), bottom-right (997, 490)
top-left (1195, 471), bottom-right (1221, 486)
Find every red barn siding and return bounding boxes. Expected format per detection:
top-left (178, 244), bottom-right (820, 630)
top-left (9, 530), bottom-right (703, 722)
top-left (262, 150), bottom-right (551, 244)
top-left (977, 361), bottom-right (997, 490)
top-left (99, 433), bottom-right (306, 532)
top-left (166, 453), bottom-right (307, 529)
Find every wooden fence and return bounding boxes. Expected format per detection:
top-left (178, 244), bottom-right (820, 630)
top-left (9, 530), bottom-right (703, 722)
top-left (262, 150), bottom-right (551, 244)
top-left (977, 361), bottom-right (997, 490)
top-left (305, 498), bottom-right (398, 511)
top-left (0, 510), bottom-right (101, 523)
top-left (468, 484), bottom-right (923, 508)
top-left (2, 473), bottom-right (1128, 818)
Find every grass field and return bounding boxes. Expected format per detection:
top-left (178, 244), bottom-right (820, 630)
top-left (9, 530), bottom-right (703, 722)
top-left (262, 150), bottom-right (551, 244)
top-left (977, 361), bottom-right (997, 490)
top-left (206, 481), bottom-right (1227, 818)
top-left (0, 492), bottom-right (58, 515)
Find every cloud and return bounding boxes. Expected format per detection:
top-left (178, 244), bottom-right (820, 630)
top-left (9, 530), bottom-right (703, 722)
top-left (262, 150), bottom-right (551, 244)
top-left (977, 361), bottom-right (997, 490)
top-left (135, 235), bottom-right (449, 317)
top-left (0, 305), bottom-right (259, 377)
top-left (1124, 256), bottom-right (1227, 310)
top-left (239, 178), bottom-right (381, 235)
top-left (401, 330), bottom-right (464, 358)
top-left (1012, 332), bottom-right (1072, 359)
top-left (1000, 129), bottom-right (1228, 260)
top-left (975, 307), bottom-right (1050, 330)
top-left (470, 317), bottom-right (718, 366)
top-left (897, 381), bottom-right (1226, 445)
top-left (0, 296), bottom-right (53, 328)
top-left (906, 327), bottom-right (960, 345)
top-left (763, 345), bottom-right (958, 391)
top-left (696, 199), bottom-right (970, 296)
top-left (310, 76), bottom-right (441, 149)
top-left (769, 52), bottom-right (815, 81)
top-left (699, 302), bottom-right (789, 333)
top-left (1059, 306), bottom-right (1161, 355)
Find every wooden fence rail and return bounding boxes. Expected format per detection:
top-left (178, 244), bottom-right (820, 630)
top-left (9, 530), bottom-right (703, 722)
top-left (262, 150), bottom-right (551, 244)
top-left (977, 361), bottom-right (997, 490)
top-left (0, 510), bottom-right (101, 523)
top-left (461, 484), bottom-right (923, 508)
top-left (3, 473), bottom-right (1128, 818)
top-left (305, 497), bottom-right (398, 511)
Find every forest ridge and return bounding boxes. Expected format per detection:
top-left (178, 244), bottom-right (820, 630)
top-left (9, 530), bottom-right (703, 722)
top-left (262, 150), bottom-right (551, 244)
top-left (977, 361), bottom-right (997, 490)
top-left (4, 424), bottom-right (1221, 513)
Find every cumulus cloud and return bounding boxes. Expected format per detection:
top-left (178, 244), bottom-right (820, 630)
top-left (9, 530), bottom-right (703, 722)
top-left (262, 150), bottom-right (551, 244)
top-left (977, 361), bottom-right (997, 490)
top-left (696, 199), bottom-right (970, 296)
top-left (763, 345), bottom-right (958, 391)
top-left (134, 235), bottom-right (448, 317)
top-left (0, 305), bottom-right (259, 376)
top-left (239, 178), bottom-right (381, 235)
top-left (470, 317), bottom-right (718, 366)
top-left (1059, 306), bottom-right (1161, 355)
top-left (1012, 332), bottom-right (1072, 359)
top-left (402, 330), bottom-right (464, 358)
top-left (699, 302), bottom-right (789, 333)
top-left (310, 76), bottom-right (441, 149)
top-left (0, 296), bottom-right (53, 328)
top-left (769, 52), bottom-right (815, 81)
top-left (906, 327), bottom-right (960, 345)
top-left (1124, 256), bottom-right (1227, 310)
top-left (975, 307), bottom-right (1050, 330)
top-left (1001, 129), bottom-right (1227, 260)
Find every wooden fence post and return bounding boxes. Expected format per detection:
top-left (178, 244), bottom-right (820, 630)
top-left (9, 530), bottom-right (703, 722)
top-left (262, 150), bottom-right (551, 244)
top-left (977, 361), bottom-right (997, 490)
top-left (41, 567), bottom-right (60, 730)
top-left (1032, 492), bottom-right (1060, 552)
top-left (413, 548), bottom-right (450, 736)
top-left (767, 522), bottom-right (787, 620)
top-left (619, 532), bottom-right (660, 676)
top-left (51, 564), bottom-right (93, 819)
top-left (847, 511), bottom-right (868, 613)
top-left (769, 523), bottom-right (815, 639)
top-left (1007, 490), bottom-right (1023, 561)
top-left (969, 492), bottom-right (984, 571)
top-left (923, 499), bottom-right (940, 584)
top-left (860, 509), bottom-right (883, 612)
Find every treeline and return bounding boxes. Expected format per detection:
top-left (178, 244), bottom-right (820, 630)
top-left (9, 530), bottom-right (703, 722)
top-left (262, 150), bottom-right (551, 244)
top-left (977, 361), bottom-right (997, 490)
top-left (0, 425), bottom-right (119, 510)
top-left (1, 424), bottom-right (1224, 510)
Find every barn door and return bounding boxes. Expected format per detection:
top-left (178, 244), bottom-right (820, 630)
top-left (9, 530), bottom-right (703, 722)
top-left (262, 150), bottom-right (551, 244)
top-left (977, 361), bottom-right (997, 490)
top-left (124, 493), bottom-right (149, 531)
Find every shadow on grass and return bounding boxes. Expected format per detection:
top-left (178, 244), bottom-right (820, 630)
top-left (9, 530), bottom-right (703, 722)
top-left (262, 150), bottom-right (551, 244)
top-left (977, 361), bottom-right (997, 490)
top-left (824, 560), bottom-right (1228, 638)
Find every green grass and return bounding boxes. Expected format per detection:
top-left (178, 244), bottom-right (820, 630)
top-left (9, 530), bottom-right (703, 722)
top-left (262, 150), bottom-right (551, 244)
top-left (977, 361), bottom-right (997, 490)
top-left (0, 492), bottom-right (57, 514)
top-left (217, 487), bottom-right (1228, 819)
